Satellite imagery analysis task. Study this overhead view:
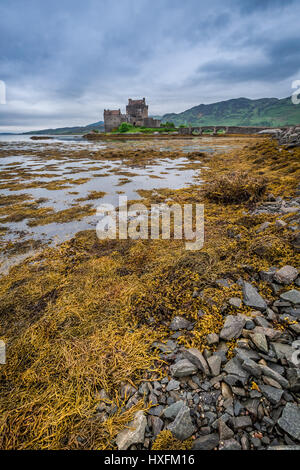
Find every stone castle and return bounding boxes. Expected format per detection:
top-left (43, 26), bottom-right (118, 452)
top-left (104, 98), bottom-right (161, 132)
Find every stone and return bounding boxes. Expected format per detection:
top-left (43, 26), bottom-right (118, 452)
top-left (169, 316), bottom-right (193, 331)
top-left (0, 340), bottom-right (5, 364)
top-left (271, 342), bottom-right (294, 361)
top-left (207, 355), bottom-right (222, 376)
top-left (218, 419), bottom-right (234, 440)
top-left (278, 403), bottom-right (300, 440)
top-left (256, 221), bottom-right (271, 233)
top-left (206, 333), bottom-right (219, 345)
top-left (168, 405), bottom-right (196, 441)
top-left (220, 315), bottom-right (246, 340)
top-left (150, 416), bottom-right (164, 436)
top-left (242, 282), bottom-right (267, 311)
top-left (182, 348), bottom-right (210, 375)
top-left (274, 266), bottom-right (299, 285)
top-left (280, 289), bottom-right (300, 305)
top-left (251, 333), bottom-right (268, 354)
top-left (233, 415), bottom-right (252, 430)
top-left (228, 297), bottom-right (242, 309)
top-left (258, 364), bottom-right (289, 389)
top-left (192, 433), bottom-right (219, 450)
top-left (163, 400), bottom-right (185, 419)
top-left (260, 385), bottom-right (283, 404)
top-left (275, 219), bottom-right (287, 229)
top-left (170, 359), bottom-right (197, 378)
top-left (166, 379), bottom-right (180, 392)
top-left (219, 438), bottom-right (242, 450)
top-left (115, 411), bottom-right (147, 450)
top-left (223, 358), bottom-right (249, 384)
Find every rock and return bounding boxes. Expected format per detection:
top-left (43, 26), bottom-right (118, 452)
top-left (163, 400), bottom-right (185, 419)
top-left (219, 438), bottom-right (242, 450)
top-left (251, 333), bottom-right (268, 353)
top-left (170, 359), bottom-right (197, 378)
top-left (220, 315), bottom-right (246, 340)
top-left (260, 385), bottom-right (283, 404)
top-left (166, 379), bottom-right (180, 392)
top-left (218, 419), bottom-right (234, 440)
top-left (274, 266), bottom-right (299, 285)
top-left (256, 222), bottom-right (271, 233)
top-left (223, 358), bottom-right (249, 384)
top-left (149, 416), bottom-right (164, 436)
top-left (228, 297), bottom-right (242, 309)
top-left (232, 415), bottom-right (252, 430)
top-left (258, 364), bottom-right (289, 389)
top-left (115, 411), bottom-right (147, 450)
top-left (268, 445), bottom-right (300, 450)
top-left (275, 219), bottom-right (287, 229)
top-left (242, 358), bottom-right (262, 378)
top-left (207, 355), bottom-right (222, 376)
top-left (168, 405), bottom-right (196, 440)
top-left (271, 342), bottom-right (294, 361)
top-left (192, 433), bottom-right (219, 450)
top-left (242, 282), bottom-right (267, 311)
top-left (0, 340), bottom-right (5, 364)
top-left (182, 348), bottom-right (210, 375)
top-left (206, 333), bottom-right (219, 345)
top-left (153, 340), bottom-right (177, 353)
top-left (280, 289), bottom-right (300, 305)
top-left (278, 403), bottom-right (300, 440)
top-left (169, 316), bottom-right (193, 331)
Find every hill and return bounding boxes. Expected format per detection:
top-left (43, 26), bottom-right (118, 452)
top-left (161, 97), bottom-right (300, 127)
top-left (23, 121), bottom-right (104, 135)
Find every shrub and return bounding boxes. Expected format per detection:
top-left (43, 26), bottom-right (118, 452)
top-left (204, 171), bottom-right (267, 203)
top-left (118, 122), bottom-right (133, 133)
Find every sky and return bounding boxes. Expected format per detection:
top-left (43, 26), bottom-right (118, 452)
top-left (1, 0), bottom-right (300, 132)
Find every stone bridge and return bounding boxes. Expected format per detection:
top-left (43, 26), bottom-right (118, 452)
top-left (178, 125), bottom-right (288, 136)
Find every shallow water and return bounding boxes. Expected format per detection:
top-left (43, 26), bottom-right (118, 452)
top-left (0, 135), bottom-right (239, 272)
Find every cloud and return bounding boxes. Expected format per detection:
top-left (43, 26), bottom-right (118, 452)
top-left (0, 0), bottom-right (299, 132)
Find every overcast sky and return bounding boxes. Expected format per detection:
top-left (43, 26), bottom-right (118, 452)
top-left (1, 0), bottom-right (300, 132)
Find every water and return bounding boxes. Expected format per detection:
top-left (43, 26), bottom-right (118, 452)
top-left (0, 135), bottom-right (210, 272)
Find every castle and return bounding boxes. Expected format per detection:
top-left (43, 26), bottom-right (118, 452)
top-left (104, 98), bottom-right (161, 132)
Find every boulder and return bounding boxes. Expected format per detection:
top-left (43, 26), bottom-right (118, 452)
top-left (170, 359), bottom-right (197, 378)
top-left (168, 405), bottom-right (196, 440)
top-left (220, 315), bottom-right (246, 340)
top-left (278, 403), bottom-right (300, 440)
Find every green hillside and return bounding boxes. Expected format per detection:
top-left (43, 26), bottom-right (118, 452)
top-left (162, 97), bottom-right (300, 127)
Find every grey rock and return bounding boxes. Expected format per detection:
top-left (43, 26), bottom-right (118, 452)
top-left (228, 297), bottom-right (242, 309)
top-left (258, 364), bottom-right (289, 388)
top-left (218, 419), bottom-right (234, 440)
top-left (224, 357), bottom-right (249, 384)
top-left (168, 405), bottom-right (196, 440)
top-left (183, 348), bottom-right (210, 375)
top-left (251, 333), bottom-right (268, 353)
top-left (163, 400), bottom-right (185, 419)
top-left (219, 438), bottom-right (242, 450)
top-left (206, 333), bottom-right (219, 345)
top-left (207, 355), bottom-right (222, 376)
top-left (278, 403), bottom-right (300, 440)
top-left (280, 289), bottom-right (300, 305)
top-left (115, 411), bottom-right (147, 450)
top-left (166, 379), bottom-right (180, 392)
top-left (170, 359), bottom-right (197, 378)
top-left (268, 445), bottom-right (300, 450)
top-left (260, 384), bottom-right (283, 404)
top-left (192, 433), bottom-right (219, 450)
top-left (242, 282), bottom-right (267, 311)
top-left (233, 415), bottom-right (252, 430)
top-left (170, 316), bottom-right (193, 331)
top-left (274, 266), bottom-right (299, 285)
top-left (220, 315), bottom-right (246, 340)
top-left (150, 416), bottom-right (164, 436)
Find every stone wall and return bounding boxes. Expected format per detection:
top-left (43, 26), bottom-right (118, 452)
top-left (178, 125), bottom-right (290, 136)
top-left (104, 109), bottom-right (127, 132)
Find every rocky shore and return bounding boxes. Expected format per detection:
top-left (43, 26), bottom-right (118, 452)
top-left (110, 189), bottom-right (300, 451)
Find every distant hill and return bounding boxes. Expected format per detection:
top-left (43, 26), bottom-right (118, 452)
top-left (23, 121), bottom-right (104, 135)
top-left (161, 97), bottom-right (300, 127)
